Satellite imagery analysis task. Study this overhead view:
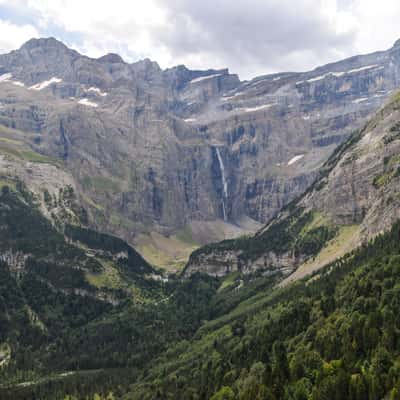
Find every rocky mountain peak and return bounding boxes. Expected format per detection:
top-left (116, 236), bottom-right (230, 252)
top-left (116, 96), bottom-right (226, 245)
top-left (131, 57), bottom-right (161, 72)
top-left (3, 37), bottom-right (79, 82)
top-left (19, 37), bottom-right (76, 57)
top-left (393, 38), bottom-right (400, 48)
top-left (97, 53), bottom-right (125, 64)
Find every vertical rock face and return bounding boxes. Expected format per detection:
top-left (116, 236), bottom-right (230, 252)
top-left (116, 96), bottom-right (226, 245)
top-left (301, 101), bottom-right (400, 238)
top-left (214, 147), bottom-right (229, 221)
top-left (1, 37), bottom-right (400, 253)
top-left (185, 91), bottom-right (400, 277)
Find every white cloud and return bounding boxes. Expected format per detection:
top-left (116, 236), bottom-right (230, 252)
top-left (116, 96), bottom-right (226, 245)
top-left (0, 19), bottom-right (39, 53)
top-left (0, 0), bottom-right (399, 79)
top-left (349, 0), bottom-right (400, 55)
top-left (21, 0), bottom-right (170, 63)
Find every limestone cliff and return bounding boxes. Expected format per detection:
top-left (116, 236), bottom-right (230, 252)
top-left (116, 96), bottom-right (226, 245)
top-left (185, 90), bottom-right (400, 279)
top-left (2, 37), bottom-right (400, 268)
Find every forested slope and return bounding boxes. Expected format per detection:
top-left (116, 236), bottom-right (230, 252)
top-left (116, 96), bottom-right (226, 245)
top-left (124, 221), bottom-right (400, 400)
top-left (4, 57), bottom-right (400, 400)
top-left (3, 178), bottom-right (400, 400)
top-left (0, 186), bottom-right (220, 398)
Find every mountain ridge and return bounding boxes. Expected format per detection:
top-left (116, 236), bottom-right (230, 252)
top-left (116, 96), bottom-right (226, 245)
top-left (2, 36), bottom-right (400, 400)
top-left (2, 37), bottom-right (400, 269)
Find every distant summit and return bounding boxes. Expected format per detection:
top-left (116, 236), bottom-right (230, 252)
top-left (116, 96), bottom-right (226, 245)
top-left (20, 37), bottom-right (72, 53)
top-left (97, 53), bottom-right (125, 64)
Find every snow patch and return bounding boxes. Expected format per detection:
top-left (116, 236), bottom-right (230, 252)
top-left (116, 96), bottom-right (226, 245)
top-left (0, 73), bottom-right (12, 82)
top-left (29, 77), bottom-right (62, 90)
top-left (0, 74), bottom-right (26, 87)
top-left (87, 87), bottom-right (107, 97)
top-left (287, 154), bottom-right (304, 166)
top-left (191, 74), bottom-right (222, 83)
top-left (297, 73), bottom-right (332, 84)
top-left (307, 75), bottom-right (326, 83)
top-left (239, 104), bottom-right (275, 113)
top-left (347, 64), bottom-right (382, 74)
top-left (78, 98), bottom-right (98, 108)
top-left (331, 71), bottom-right (346, 77)
top-left (0, 74), bottom-right (25, 87)
top-left (221, 92), bottom-right (242, 101)
top-left (296, 64), bottom-right (384, 85)
top-left (302, 115), bottom-right (310, 120)
top-left (352, 97), bottom-right (369, 104)
top-left (184, 118), bottom-right (197, 123)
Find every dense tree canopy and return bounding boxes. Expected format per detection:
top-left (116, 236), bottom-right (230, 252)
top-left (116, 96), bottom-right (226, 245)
top-left (1, 188), bottom-right (400, 400)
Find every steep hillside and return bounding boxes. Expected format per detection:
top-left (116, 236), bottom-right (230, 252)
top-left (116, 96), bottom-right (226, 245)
top-left (124, 220), bottom-right (400, 400)
top-left (2, 38), bottom-right (400, 268)
top-left (4, 182), bottom-right (400, 399)
top-left (3, 88), bottom-right (400, 400)
top-left (0, 183), bottom-right (231, 399)
top-left (0, 184), bottom-right (168, 392)
top-left (3, 156), bottom-right (400, 399)
top-left (185, 90), bottom-right (400, 279)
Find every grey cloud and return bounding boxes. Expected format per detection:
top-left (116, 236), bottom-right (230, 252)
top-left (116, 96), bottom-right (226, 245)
top-left (0, 0), bottom-right (362, 80)
top-left (152, 0), bottom-right (357, 78)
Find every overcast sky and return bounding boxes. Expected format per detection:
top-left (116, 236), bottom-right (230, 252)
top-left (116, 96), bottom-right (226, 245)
top-left (0, 0), bottom-right (399, 79)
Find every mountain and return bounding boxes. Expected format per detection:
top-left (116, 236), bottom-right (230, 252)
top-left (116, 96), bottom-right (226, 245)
top-left (2, 37), bottom-right (400, 268)
top-left (2, 38), bottom-right (400, 400)
top-left (185, 86), bottom-right (400, 280)
top-left (0, 183), bottom-right (222, 399)
top-left (119, 86), bottom-right (400, 400)
top-left (123, 221), bottom-right (400, 400)
top-left (0, 183), bottom-right (160, 384)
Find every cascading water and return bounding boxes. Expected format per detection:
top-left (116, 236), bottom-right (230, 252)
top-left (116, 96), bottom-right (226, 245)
top-left (215, 147), bottom-right (228, 221)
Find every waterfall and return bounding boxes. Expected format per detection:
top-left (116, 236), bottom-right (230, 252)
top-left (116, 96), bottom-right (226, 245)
top-left (215, 147), bottom-right (228, 221)
top-left (221, 200), bottom-right (227, 222)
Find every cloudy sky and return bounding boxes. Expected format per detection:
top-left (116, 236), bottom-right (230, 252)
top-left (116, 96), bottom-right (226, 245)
top-left (0, 0), bottom-right (399, 79)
